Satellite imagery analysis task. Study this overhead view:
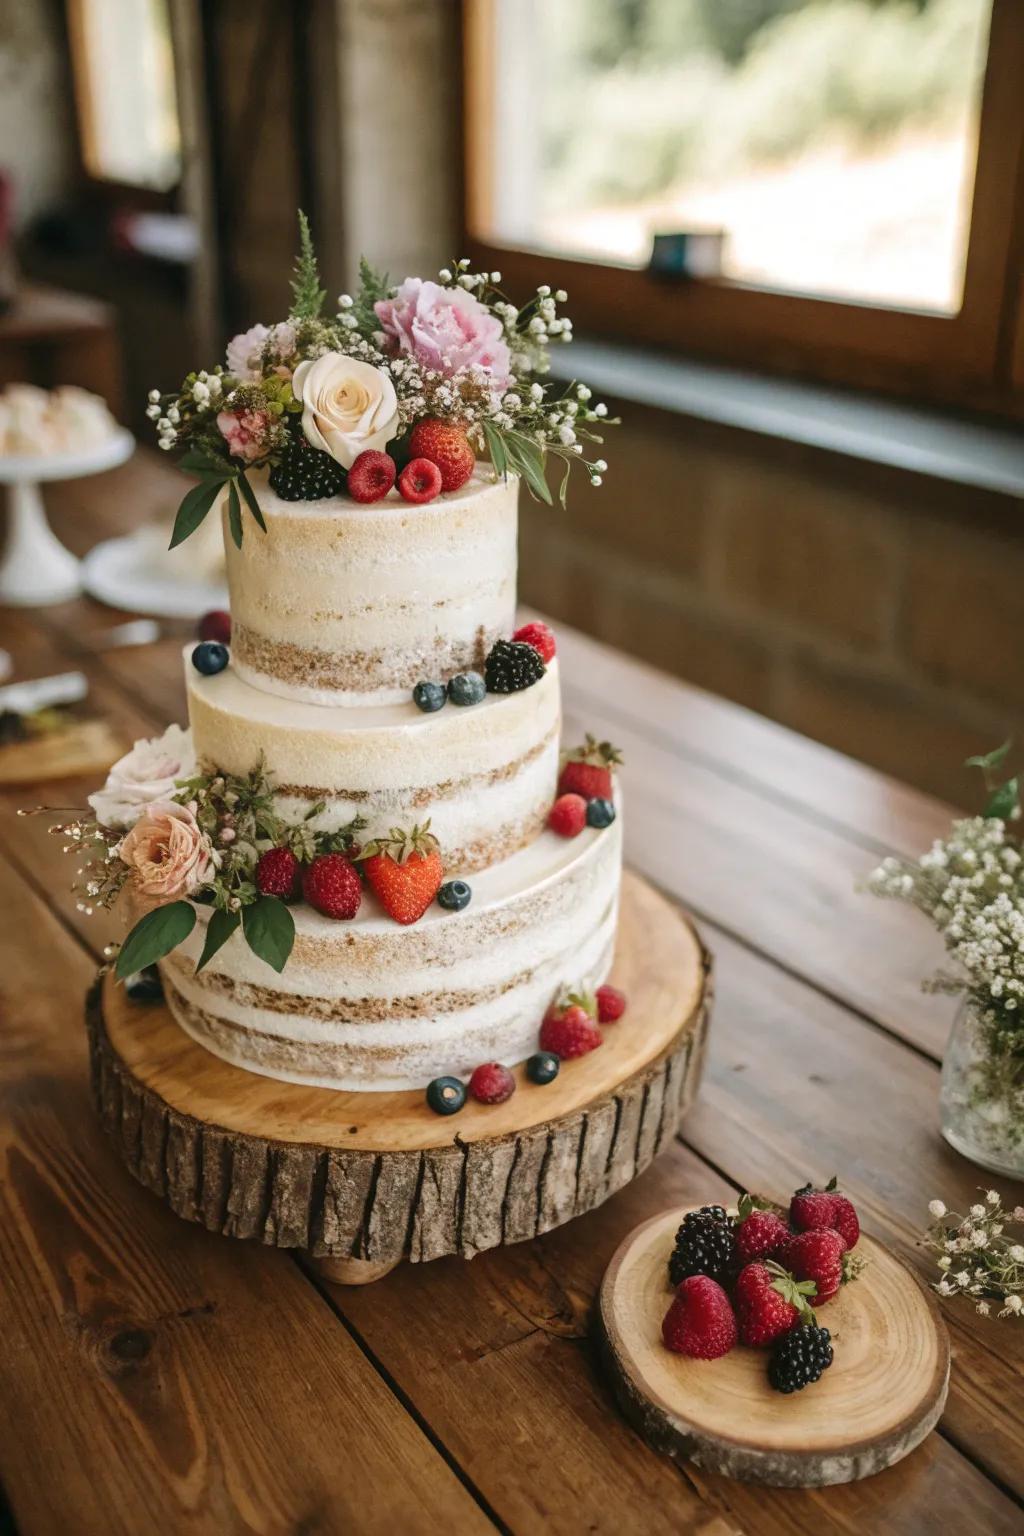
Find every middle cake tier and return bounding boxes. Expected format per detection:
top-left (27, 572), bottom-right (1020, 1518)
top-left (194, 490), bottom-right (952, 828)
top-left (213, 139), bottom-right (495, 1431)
top-left (187, 649), bottom-right (561, 873)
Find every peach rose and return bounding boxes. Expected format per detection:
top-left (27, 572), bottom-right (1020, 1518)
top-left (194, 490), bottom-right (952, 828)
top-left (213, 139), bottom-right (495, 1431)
top-left (118, 802), bottom-right (212, 905)
top-left (291, 352), bottom-right (399, 469)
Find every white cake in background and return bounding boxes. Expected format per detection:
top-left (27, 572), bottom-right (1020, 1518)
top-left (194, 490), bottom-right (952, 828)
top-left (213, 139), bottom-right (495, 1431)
top-left (0, 383), bottom-right (118, 457)
top-left (158, 470), bottom-right (623, 1091)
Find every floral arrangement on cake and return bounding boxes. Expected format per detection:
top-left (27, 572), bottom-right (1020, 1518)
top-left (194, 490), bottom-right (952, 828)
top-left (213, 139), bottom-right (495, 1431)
top-left (148, 213), bottom-right (614, 547)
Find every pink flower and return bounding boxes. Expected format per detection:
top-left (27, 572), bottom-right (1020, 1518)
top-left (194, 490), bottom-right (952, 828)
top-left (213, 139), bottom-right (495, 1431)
top-left (375, 279), bottom-right (512, 387)
top-left (89, 723), bottom-right (195, 829)
top-left (217, 407), bottom-right (271, 462)
top-left (119, 802), bottom-right (212, 905)
top-left (225, 323), bottom-right (269, 381)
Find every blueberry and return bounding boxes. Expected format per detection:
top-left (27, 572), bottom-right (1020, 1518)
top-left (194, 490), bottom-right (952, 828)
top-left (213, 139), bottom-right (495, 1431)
top-left (413, 680), bottom-right (446, 713)
top-left (586, 797), bottom-right (616, 829)
top-left (426, 1076), bottom-right (466, 1115)
top-left (125, 965), bottom-right (164, 1002)
top-left (526, 1052), bottom-right (560, 1085)
top-left (191, 641), bottom-right (229, 676)
top-left (437, 879), bottom-right (472, 912)
top-left (447, 671), bottom-right (486, 707)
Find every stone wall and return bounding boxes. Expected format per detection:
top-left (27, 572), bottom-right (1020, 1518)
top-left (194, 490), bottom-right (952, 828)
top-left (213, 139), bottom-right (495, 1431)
top-left (519, 404), bottom-right (1024, 809)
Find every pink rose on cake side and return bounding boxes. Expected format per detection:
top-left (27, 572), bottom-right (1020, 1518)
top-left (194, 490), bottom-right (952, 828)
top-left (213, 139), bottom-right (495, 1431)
top-left (217, 407), bottom-right (273, 462)
top-left (89, 724), bottom-right (195, 829)
top-left (119, 802), bottom-right (212, 905)
top-left (375, 279), bottom-right (512, 387)
top-left (292, 353), bottom-right (398, 469)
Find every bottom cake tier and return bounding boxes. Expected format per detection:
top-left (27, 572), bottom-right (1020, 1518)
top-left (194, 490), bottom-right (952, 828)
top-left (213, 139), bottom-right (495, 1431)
top-left (158, 814), bottom-right (622, 1091)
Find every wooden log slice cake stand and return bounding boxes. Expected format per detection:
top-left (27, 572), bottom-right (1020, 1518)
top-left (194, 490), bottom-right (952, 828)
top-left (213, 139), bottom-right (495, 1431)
top-left (599, 1207), bottom-right (950, 1487)
top-left (86, 872), bottom-right (711, 1282)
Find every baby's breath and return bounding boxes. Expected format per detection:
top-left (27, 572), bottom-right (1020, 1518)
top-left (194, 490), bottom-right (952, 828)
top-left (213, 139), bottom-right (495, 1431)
top-left (924, 1191), bottom-right (1024, 1317)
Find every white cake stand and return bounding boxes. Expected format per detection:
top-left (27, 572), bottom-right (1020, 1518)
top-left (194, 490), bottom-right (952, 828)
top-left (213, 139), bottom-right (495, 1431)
top-left (0, 429), bottom-right (135, 606)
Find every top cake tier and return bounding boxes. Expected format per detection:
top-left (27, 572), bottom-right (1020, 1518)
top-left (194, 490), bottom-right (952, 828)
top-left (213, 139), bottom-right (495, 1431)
top-left (224, 467), bottom-right (517, 706)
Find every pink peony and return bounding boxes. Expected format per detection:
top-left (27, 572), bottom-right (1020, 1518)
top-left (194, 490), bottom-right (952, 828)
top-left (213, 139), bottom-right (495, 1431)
top-left (89, 724), bottom-right (195, 829)
top-left (225, 323), bottom-right (270, 381)
top-left (119, 802), bottom-right (212, 905)
top-left (217, 407), bottom-right (272, 462)
top-left (375, 279), bottom-right (512, 387)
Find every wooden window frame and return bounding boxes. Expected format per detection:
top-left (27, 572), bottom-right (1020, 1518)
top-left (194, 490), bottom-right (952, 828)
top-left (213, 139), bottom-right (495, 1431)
top-left (462, 0), bottom-right (1024, 414)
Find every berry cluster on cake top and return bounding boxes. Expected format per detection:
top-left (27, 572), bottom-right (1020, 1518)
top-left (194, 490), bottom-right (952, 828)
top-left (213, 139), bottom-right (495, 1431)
top-left (148, 213), bottom-right (615, 548)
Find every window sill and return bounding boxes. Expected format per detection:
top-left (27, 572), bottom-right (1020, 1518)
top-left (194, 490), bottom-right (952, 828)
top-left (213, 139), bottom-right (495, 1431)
top-left (549, 340), bottom-right (1024, 500)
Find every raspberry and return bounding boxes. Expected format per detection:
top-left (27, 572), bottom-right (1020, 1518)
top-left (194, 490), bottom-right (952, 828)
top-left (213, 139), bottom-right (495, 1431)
top-left (735, 1209), bottom-right (791, 1265)
top-left (539, 1001), bottom-right (602, 1058)
top-left (768, 1324), bottom-right (834, 1394)
top-left (468, 1062), bottom-right (516, 1105)
top-left (831, 1195), bottom-right (861, 1250)
top-left (397, 457), bottom-right (442, 504)
top-left (734, 1262), bottom-right (814, 1347)
top-left (408, 418), bottom-right (475, 492)
top-left (302, 852), bottom-right (362, 920)
top-left (780, 1229), bottom-right (847, 1306)
top-left (791, 1181), bottom-right (860, 1251)
top-left (255, 846), bottom-right (302, 902)
top-left (348, 449), bottom-right (396, 503)
top-left (668, 1207), bottom-right (737, 1287)
top-left (512, 621), bottom-right (556, 664)
top-left (662, 1276), bottom-right (737, 1360)
top-left (596, 984), bottom-right (627, 1023)
top-left (269, 433), bottom-right (347, 500)
top-left (548, 793), bottom-right (587, 838)
top-left (198, 609), bottom-right (231, 644)
top-left (484, 639), bottom-right (545, 694)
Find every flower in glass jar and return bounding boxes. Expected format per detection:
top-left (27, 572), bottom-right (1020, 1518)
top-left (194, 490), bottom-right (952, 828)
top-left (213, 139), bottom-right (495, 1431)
top-left (88, 724), bottom-right (195, 829)
top-left (291, 352), bottom-right (398, 468)
top-left (375, 279), bottom-right (512, 388)
top-left (118, 801), bottom-right (212, 904)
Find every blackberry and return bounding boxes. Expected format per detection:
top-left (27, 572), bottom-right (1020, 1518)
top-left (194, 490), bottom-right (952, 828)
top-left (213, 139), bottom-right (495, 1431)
top-left (269, 434), bottom-right (348, 501)
top-left (484, 639), bottom-right (546, 694)
top-left (768, 1324), bottom-right (834, 1393)
top-left (668, 1206), bottom-right (736, 1287)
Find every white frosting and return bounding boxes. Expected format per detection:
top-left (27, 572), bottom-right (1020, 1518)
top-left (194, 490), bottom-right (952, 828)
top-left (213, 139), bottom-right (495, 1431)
top-left (223, 467), bottom-right (518, 705)
top-left (187, 649), bottom-right (560, 869)
top-left (160, 812), bottom-right (622, 1090)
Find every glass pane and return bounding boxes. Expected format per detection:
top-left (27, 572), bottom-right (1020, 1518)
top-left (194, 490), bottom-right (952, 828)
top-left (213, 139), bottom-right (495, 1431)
top-left (482, 0), bottom-right (992, 314)
top-left (70, 0), bottom-right (181, 191)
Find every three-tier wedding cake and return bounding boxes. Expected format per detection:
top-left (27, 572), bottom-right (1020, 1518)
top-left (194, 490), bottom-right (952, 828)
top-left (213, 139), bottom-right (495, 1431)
top-left (67, 228), bottom-right (623, 1105)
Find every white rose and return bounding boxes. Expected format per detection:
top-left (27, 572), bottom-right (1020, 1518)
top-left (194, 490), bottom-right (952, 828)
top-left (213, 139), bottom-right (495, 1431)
top-left (88, 724), bottom-right (195, 829)
top-left (292, 353), bottom-right (398, 469)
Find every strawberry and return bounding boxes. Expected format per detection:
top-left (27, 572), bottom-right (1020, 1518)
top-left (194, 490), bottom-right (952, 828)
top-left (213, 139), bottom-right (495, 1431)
top-left (255, 846), bottom-right (302, 902)
top-left (558, 735), bottom-right (623, 802)
top-left (780, 1229), bottom-right (847, 1306)
top-left (468, 1062), bottom-right (516, 1105)
top-left (512, 621), bottom-right (556, 664)
top-left (548, 793), bottom-right (587, 838)
top-left (735, 1207), bottom-right (791, 1266)
top-left (408, 418), bottom-right (475, 492)
top-left (791, 1178), bottom-right (860, 1250)
top-left (359, 822), bottom-right (443, 925)
top-left (539, 993), bottom-right (602, 1058)
top-left (596, 984), bottom-right (627, 1023)
top-left (662, 1276), bottom-right (737, 1360)
top-left (348, 449), bottom-right (396, 503)
top-left (302, 852), bottom-right (362, 920)
top-left (734, 1261), bottom-right (816, 1347)
top-left (397, 457), bottom-right (442, 505)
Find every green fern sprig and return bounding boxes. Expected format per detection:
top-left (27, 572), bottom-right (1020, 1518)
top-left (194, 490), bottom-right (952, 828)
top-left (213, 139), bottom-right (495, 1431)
top-left (289, 210), bottom-right (327, 321)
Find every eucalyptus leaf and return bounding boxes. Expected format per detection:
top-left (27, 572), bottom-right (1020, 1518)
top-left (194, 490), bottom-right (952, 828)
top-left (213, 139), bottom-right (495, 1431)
top-left (227, 480), bottom-right (243, 549)
top-left (237, 470), bottom-right (267, 531)
top-left (195, 908), bottom-right (241, 974)
top-left (115, 901), bottom-right (196, 979)
top-left (169, 478), bottom-right (225, 549)
top-left (482, 420), bottom-right (508, 480)
top-left (241, 895), bottom-right (295, 973)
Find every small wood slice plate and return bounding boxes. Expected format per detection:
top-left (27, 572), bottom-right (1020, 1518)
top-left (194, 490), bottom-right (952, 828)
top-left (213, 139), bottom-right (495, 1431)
top-left (599, 1208), bottom-right (950, 1487)
top-left (0, 719), bottom-right (125, 785)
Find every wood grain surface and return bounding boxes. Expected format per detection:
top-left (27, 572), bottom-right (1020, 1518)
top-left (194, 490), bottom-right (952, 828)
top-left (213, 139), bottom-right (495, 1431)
top-left (1, 453), bottom-right (1022, 1534)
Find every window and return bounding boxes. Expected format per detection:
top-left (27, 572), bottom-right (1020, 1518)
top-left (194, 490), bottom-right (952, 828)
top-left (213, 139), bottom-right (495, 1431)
top-left (68, 0), bottom-right (181, 192)
top-left (464, 0), bottom-right (1024, 407)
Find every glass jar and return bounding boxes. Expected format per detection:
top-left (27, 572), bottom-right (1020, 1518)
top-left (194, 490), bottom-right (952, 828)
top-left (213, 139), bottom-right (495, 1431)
top-left (940, 1000), bottom-right (1024, 1178)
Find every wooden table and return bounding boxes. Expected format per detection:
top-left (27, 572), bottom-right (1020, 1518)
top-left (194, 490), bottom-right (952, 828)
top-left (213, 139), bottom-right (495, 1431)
top-left (1, 454), bottom-right (1022, 1534)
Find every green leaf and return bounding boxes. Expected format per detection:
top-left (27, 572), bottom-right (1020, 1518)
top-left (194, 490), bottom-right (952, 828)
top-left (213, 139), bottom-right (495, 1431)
top-left (984, 777), bottom-right (1020, 821)
top-left (178, 447), bottom-right (230, 474)
top-left (482, 420), bottom-right (508, 479)
top-left (195, 909), bottom-right (241, 974)
top-left (241, 895), bottom-right (295, 974)
top-left (557, 457), bottom-right (572, 509)
top-left (237, 470), bottom-right (267, 532)
top-left (169, 478), bottom-right (225, 549)
top-left (966, 740), bottom-right (1012, 774)
top-left (289, 209), bottom-right (326, 321)
top-left (505, 433), bottom-right (553, 506)
top-left (115, 901), bottom-right (196, 979)
top-left (227, 480), bottom-right (243, 549)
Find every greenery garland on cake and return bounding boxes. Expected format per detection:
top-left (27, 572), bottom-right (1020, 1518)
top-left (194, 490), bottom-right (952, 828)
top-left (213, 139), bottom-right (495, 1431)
top-left (148, 212), bottom-right (615, 547)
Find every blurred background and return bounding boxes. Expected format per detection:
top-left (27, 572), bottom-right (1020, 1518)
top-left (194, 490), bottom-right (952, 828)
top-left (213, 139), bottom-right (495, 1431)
top-left (2, 0), bottom-right (1023, 804)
